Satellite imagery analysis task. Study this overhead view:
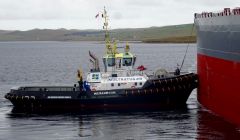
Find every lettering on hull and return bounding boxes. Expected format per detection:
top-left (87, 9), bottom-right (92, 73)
top-left (94, 91), bottom-right (116, 95)
top-left (48, 96), bottom-right (72, 99)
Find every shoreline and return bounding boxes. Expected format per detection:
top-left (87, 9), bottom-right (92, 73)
top-left (142, 36), bottom-right (196, 43)
top-left (0, 38), bottom-right (196, 44)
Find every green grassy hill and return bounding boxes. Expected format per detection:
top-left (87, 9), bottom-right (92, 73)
top-left (0, 24), bottom-right (196, 43)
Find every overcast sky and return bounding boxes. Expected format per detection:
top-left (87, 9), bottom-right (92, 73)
top-left (0, 0), bottom-right (239, 30)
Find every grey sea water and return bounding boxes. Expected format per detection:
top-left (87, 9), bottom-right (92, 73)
top-left (0, 41), bottom-right (239, 140)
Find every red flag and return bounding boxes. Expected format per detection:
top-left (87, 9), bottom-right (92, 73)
top-left (95, 13), bottom-right (99, 18)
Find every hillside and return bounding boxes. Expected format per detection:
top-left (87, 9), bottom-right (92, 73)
top-left (0, 24), bottom-right (196, 42)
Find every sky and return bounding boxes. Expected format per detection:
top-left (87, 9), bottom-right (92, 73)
top-left (0, 0), bottom-right (239, 30)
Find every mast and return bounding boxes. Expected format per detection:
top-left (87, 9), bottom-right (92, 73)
top-left (102, 7), bottom-right (111, 53)
top-left (102, 7), bottom-right (116, 73)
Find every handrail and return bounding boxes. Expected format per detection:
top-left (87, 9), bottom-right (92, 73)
top-left (195, 8), bottom-right (240, 19)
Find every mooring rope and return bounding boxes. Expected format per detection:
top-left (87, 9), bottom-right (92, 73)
top-left (180, 23), bottom-right (195, 71)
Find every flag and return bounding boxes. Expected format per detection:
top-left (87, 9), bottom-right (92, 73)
top-left (95, 13), bottom-right (99, 18)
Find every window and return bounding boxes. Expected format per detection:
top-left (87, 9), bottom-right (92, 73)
top-left (117, 59), bottom-right (121, 68)
top-left (140, 82), bottom-right (142, 86)
top-left (107, 58), bottom-right (115, 66)
top-left (111, 83), bottom-right (114, 87)
top-left (92, 74), bottom-right (99, 80)
top-left (118, 83), bottom-right (120, 86)
top-left (123, 58), bottom-right (132, 66)
top-left (134, 82), bottom-right (137, 86)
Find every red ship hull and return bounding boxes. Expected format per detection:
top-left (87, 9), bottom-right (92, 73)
top-left (198, 54), bottom-right (240, 126)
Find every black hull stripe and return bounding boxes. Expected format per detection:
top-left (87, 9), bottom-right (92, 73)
top-left (198, 47), bottom-right (240, 62)
top-left (195, 30), bottom-right (240, 62)
top-left (196, 30), bottom-right (240, 53)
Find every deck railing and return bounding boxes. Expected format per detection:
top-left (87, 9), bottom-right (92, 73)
top-left (195, 8), bottom-right (240, 19)
top-left (18, 86), bottom-right (77, 92)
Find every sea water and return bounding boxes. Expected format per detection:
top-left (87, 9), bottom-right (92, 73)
top-left (0, 41), bottom-right (239, 140)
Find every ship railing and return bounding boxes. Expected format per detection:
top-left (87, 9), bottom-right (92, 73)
top-left (19, 86), bottom-right (78, 92)
top-left (194, 7), bottom-right (240, 19)
top-left (104, 69), bottom-right (145, 77)
top-left (127, 70), bottom-right (145, 76)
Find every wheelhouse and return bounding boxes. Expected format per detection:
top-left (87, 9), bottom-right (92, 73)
top-left (103, 52), bottom-right (136, 72)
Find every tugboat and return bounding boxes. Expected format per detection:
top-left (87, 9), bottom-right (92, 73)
top-left (5, 8), bottom-right (198, 111)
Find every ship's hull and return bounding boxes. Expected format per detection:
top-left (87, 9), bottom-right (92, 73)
top-left (7, 92), bottom-right (191, 112)
top-left (5, 73), bottom-right (197, 112)
top-left (195, 9), bottom-right (240, 126)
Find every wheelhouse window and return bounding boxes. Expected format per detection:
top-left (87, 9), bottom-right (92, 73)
top-left (123, 58), bottom-right (132, 66)
top-left (92, 74), bottom-right (99, 80)
top-left (107, 58), bottom-right (115, 67)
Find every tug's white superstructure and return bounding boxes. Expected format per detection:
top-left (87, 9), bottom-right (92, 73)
top-left (85, 7), bottom-right (148, 91)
